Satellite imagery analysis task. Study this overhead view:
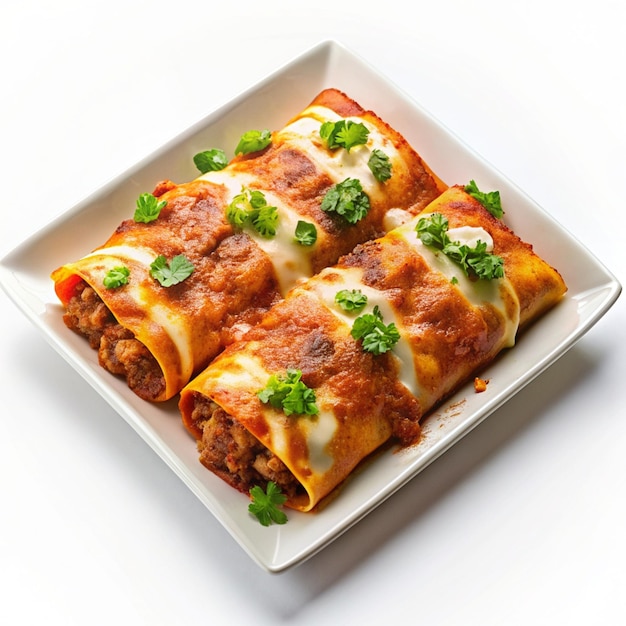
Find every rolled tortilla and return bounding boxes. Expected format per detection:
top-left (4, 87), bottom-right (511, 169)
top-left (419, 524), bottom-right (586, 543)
top-left (179, 185), bottom-right (567, 511)
top-left (51, 88), bottom-right (447, 401)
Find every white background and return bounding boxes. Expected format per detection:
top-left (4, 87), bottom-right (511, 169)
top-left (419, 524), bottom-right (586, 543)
top-left (1, 1), bottom-right (625, 624)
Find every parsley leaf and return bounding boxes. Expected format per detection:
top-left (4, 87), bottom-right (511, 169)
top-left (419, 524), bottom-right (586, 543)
top-left (103, 266), bottom-right (130, 289)
top-left (335, 288), bottom-right (368, 313)
top-left (249, 204), bottom-right (278, 238)
top-left (149, 254), bottom-right (195, 287)
top-left (134, 193), bottom-right (167, 223)
top-left (235, 129), bottom-right (272, 156)
top-left (294, 220), bottom-right (317, 246)
top-left (320, 119), bottom-right (369, 152)
top-left (415, 213), bottom-right (505, 280)
top-left (351, 305), bottom-right (400, 355)
top-left (193, 148), bottom-right (228, 174)
top-left (464, 180), bottom-right (504, 219)
top-left (257, 369), bottom-right (319, 416)
top-left (368, 149), bottom-right (392, 182)
top-left (225, 191), bottom-right (249, 229)
top-left (248, 481), bottom-right (288, 526)
top-left (336, 121), bottom-right (369, 151)
top-left (462, 243), bottom-right (505, 279)
top-left (415, 212), bottom-right (450, 247)
top-left (321, 178), bottom-right (370, 225)
top-left (226, 187), bottom-right (279, 238)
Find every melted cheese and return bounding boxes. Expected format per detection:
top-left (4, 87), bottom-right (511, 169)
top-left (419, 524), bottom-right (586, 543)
top-left (297, 407), bottom-right (338, 474)
top-left (193, 104), bottom-right (406, 294)
top-left (301, 271), bottom-right (422, 398)
top-left (217, 351), bottom-right (338, 476)
top-left (144, 302), bottom-right (193, 379)
top-left (198, 168), bottom-right (313, 292)
top-left (239, 188), bottom-right (313, 292)
top-left (395, 218), bottom-right (521, 347)
top-left (276, 105), bottom-right (400, 200)
top-left (382, 207), bottom-right (414, 232)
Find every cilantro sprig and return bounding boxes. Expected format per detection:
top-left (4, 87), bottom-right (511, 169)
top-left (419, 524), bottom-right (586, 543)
top-left (368, 149), bottom-right (392, 182)
top-left (134, 193), bottom-right (167, 223)
top-left (464, 180), bottom-right (503, 219)
top-left (320, 119), bottom-right (370, 152)
top-left (257, 368), bottom-right (319, 417)
top-left (149, 254), bottom-right (195, 287)
top-left (103, 266), bottom-right (130, 289)
top-left (226, 187), bottom-right (278, 238)
top-left (321, 178), bottom-right (370, 225)
top-left (193, 148), bottom-right (228, 174)
top-left (235, 129), bottom-right (272, 156)
top-left (351, 305), bottom-right (400, 355)
top-left (335, 288), bottom-right (368, 313)
top-left (415, 213), bottom-right (504, 280)
top-left (248, 481), bottom-right (288, 526)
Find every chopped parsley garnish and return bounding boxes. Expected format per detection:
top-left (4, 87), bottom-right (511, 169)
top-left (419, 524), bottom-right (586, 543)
top-left (257, 368), bottom-right (319, 417)
top-left (445, 239), bottom-right (505, 280)
top-left (321, 178), bottom-right (370, 224)
top-left (149, 254), bottom-right (195, 287)
top-left (415, 213), bottom-right (504, 280)
top-left (351, 305), bottom-right (400, 355)
top-left (134, 192), bottom-right (167, 223)
top-left (464, 180), bottom-right (504, 219)
top-left (235, 129), bottom-right (272, 156)
top-left (249, 204), bottom-right (279, 238)
top-left (415, 212), bottom-right (450, 248)
top-left (368, 149), bottom-right (392, 182)
top-left (226, 187), bottom-right (278, 238)
top-left (193, 148), bottom-right (228, 173)
top-left (335, 288), bottom-right (368, 313)
top-left (103, 266), bottom-right (130, 289)
top-left (294, 220), bottom-right (317, 246)
top-left (248, 481), bottom-right (288, 526)
top-left (320, 119), bottom-right (369, 152)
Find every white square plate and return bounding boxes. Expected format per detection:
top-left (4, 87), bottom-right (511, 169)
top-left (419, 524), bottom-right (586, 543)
top-left (0, 40), bottom-right (620, 572)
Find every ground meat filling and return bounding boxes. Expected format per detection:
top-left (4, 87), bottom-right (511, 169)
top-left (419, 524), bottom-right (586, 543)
top-left (63, 280), bottom-right (166, 400)
top-left (191, 394), bottom-right (303, 500)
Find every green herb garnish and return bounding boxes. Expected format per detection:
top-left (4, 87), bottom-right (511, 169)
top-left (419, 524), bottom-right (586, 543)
top-left (134, 193), bottom-right (167, 223)
top-left (226, 187), bottom-right (278, 238)
top-left (248, 481), bottom-right (288, 526)
top-left (415, 213), bottom-right (504, 280)
top-left (415, 212), bottom-right (450, 248)
top-left (235, 129), bottom-right (272, 156)
top-left (103, 266), bottom-right (130, 289)
top-left (368, 149), bottom-right (392, 182)
top-left (249, 204), bottom-right (279, 238)
top-left (321, 178), bottom-right (370, 225)
top-left (335, 289), bottom-right (368, 313)
top-left (149, 254), bottom-right (195, 287)
top-left (350, 305), bottom-right (400, 355)
top-left (294, 220), bottom-right (317, 246)
top-left (320, 119), bottom-right (369, 152)
top-left (257, 368), bottom-right (319, 416)
top-left (464, 180), bottom-right (503, 219)
top-left (193, 148), bottom-right (228, 174)
top-left (443, 239), bottom-right (505, 280)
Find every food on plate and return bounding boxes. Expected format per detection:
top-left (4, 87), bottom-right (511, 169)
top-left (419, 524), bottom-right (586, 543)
top-left (179, 185), bottom-right (567, 513)
top-left (50, 88), bottom-right (447, 401)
